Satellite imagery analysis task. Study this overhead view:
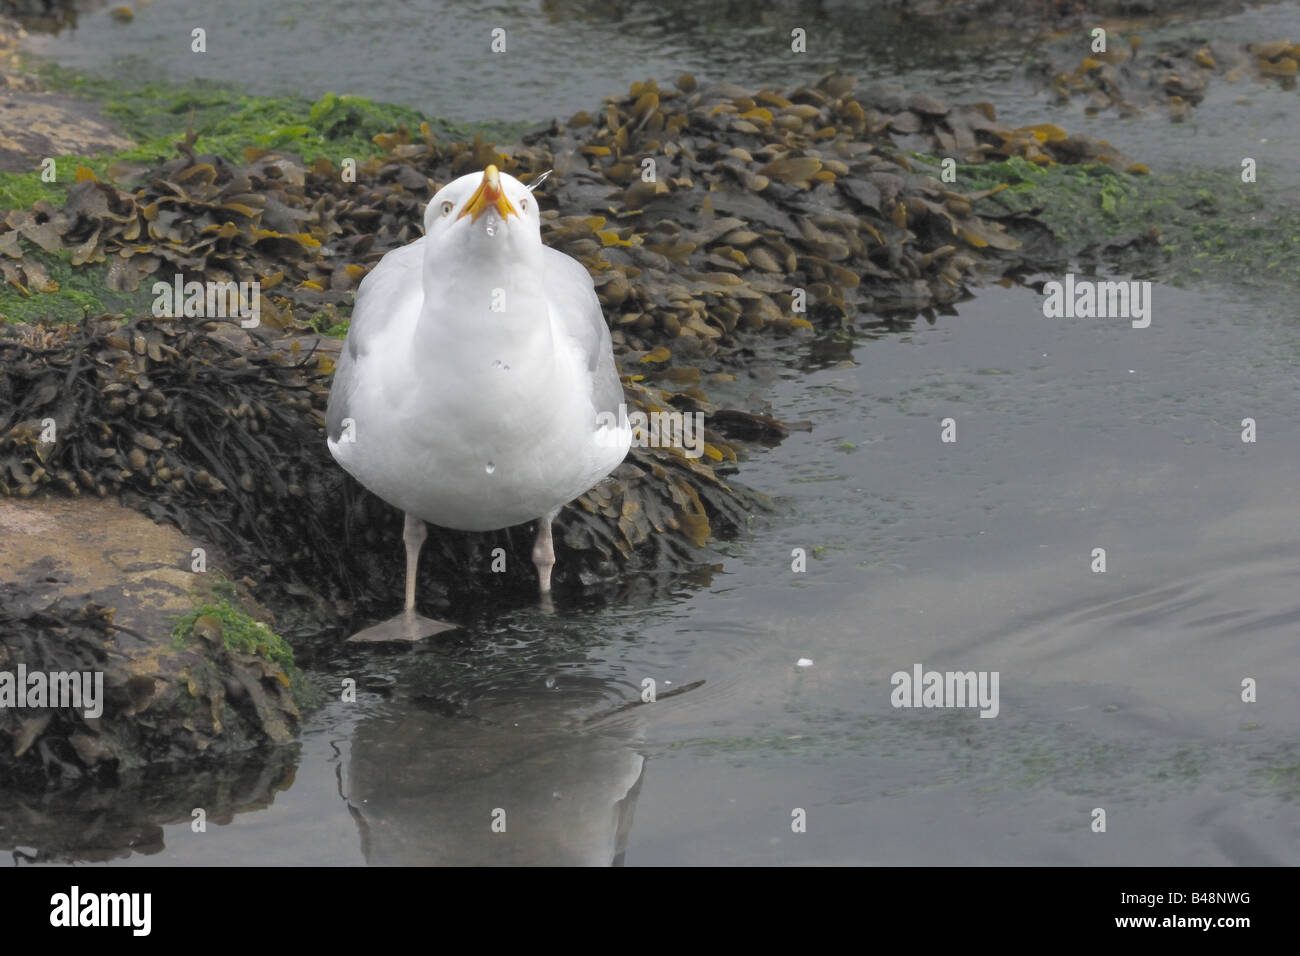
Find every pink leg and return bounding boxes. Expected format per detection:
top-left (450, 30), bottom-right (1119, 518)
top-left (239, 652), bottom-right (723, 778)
top-left (345, 512), bottom-right (457, 643)
top-left (403, 512), bottom-right (427, 611)
top-left (532, 509), bottom-right (558, 593)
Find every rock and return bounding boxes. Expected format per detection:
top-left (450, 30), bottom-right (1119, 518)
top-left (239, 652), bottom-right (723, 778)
top-left (0, 93), bottom-right (134, 173)
top-left (0, 496), bottom-right (300, 788)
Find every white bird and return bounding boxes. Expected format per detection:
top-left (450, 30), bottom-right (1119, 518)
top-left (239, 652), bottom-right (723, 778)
top-left (326, 165), bottom-right (631, 642)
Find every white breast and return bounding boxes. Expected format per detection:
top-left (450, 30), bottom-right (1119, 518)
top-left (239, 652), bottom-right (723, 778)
top-left (328, 246), bottom-right (629, 532)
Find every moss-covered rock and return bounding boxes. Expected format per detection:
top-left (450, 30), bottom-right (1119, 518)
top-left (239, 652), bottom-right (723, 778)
top-left (0, 496), bottom-right (301, 788)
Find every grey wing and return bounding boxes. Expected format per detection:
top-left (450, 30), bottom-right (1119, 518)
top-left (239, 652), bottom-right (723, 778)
top-left (326, 239), bottom-right (425, 442)
top-left (542, 245), bottom-right (624, 419)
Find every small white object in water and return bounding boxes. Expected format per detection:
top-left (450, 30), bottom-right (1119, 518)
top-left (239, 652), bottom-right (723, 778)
top-left (796, 658), bottom-right (814, 668)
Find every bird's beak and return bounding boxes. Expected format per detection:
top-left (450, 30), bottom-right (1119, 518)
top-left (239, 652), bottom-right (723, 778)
top-left (457, 164), bottom-right (517, 222)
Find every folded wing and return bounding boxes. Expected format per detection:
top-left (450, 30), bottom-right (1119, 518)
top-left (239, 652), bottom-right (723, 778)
top-left (542, 245), bottom-right (624, 422)
top-left (326, 239), bottom-right (425, 443)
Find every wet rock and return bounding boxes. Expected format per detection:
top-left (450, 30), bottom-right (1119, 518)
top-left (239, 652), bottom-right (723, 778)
top-left (1032, 34), bottom-right (1300, 120)
top-left (0, 496), bottom-right (300, 788)
top-left (0, 90), bottom-right (134, 171)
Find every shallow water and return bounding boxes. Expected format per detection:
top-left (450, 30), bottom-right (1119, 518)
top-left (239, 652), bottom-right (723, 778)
top-left (8, 2), bottom-right (1300, 865)
top-left (23, 0), bottom-right (1022, 121)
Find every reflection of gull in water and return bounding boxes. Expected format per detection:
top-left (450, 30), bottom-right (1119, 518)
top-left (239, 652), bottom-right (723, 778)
top-left (344, 705), bottom-right (644, 866)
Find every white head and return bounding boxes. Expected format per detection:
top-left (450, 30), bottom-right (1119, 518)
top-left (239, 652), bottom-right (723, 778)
top-left (421, 165), bottom-right (544, 264)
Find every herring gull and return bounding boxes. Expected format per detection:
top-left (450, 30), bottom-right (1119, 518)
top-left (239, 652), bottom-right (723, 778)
top-left (326, 166), bottom-right (631, 641)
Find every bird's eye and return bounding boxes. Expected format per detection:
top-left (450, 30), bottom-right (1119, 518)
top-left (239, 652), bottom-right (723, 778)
top-left (520, 198), bottom-right (528, 212)
top-left (441, 200), bottom-right (454, 216)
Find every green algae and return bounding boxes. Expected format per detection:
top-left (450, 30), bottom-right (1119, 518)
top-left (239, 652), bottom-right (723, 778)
top-left (916, 154), bottom-right (1300, 289)
top-left (171, 599), bottom-right (295, 671)
top-left (167, 592), bottom-right (325, 715)
top-left (664, 704), bottom-right (1300, 803)
top-left (0, 246), bottom-right (152, 324)
top-left (307, 310), bottom-right (351, 339)
top-left (0, 81), bottom-right (519, 206)
top-left (0, 171), bottom-right (66, 211)
top-left (1250, 762), bottom-right (1300, 801)
top-left (36, 64), bottom-right (533, 166)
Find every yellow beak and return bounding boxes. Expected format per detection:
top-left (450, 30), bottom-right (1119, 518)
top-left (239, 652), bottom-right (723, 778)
top-left (457, 164), bottom-right (517, 222)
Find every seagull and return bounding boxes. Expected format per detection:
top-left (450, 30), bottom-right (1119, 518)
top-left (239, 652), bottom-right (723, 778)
top-left (326, 165), bottom-right (631, 642)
